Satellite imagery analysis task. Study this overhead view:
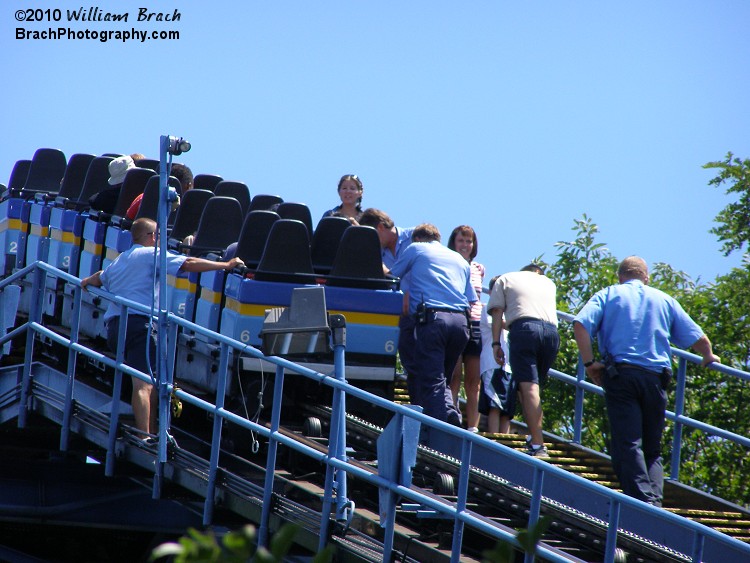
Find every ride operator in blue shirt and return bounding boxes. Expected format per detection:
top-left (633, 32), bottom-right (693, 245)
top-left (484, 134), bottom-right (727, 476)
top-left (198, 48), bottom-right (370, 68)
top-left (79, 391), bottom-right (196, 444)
top-left (573, 256), bottom-right (720, 507)
top-left (388, 223), bottom-right (477, 427)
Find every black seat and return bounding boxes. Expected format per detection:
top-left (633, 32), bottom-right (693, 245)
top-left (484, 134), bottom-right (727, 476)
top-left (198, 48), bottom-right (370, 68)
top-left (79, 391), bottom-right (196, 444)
top-left (234, 210), bottom-right (280, 269)
top-left (214, 181), bottom-right (251, 216)
top-left (110, 167), bottom-right (156, 220)
top-left (74, 156), bottom-right (114, 208)
top-left (135, 158), bottom-right (160, 172)
top-left (276, 202), bottom-right (313, 236)
top-left (310, 217), bottom-right (351, 275)
top-left (326, 226), bottom-right (397, 290)
top-left (136, 175), bottom-right (181, 221)
top-left (55, 153), bottom-right (96, 203)
top-left (183, 196), bottom-right (243, 256)
top-left (6, 160), bottom-right (31, 195)
top-left (21, 148), bottom-right (67, 197)
top-left (248, 194), bottom-right (283, 212)
top-left (193, 174), bottom-right (223, 192)
top-left (254, 219), bottom-right (315, 284)
top-left (169, 189), bottom-right (213, 243)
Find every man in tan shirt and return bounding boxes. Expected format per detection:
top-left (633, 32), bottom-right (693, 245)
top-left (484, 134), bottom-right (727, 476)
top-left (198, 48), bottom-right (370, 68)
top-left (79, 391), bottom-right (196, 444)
top-left (487, 264), bottom-right (559, 457)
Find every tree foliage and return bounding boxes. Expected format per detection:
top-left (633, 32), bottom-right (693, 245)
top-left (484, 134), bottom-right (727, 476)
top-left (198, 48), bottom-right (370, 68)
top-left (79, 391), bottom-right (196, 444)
top-left (150, 523), bottom-right (334, 563)
top-left (703, 152), bottom-right (750, 257)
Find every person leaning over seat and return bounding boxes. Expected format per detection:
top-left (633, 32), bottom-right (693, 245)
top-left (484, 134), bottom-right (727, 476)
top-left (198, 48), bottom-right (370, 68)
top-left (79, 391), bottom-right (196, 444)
top-left (386, 223), bottom-right (477, 427)
top-left (80, 218), bottom-right (244, 439)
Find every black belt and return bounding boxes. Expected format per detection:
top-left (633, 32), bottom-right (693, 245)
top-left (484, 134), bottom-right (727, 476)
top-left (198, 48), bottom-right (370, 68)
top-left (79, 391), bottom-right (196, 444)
top-left (615, 363), bottom-right (669, 376)
top-left (426, 307), bottom-right (467, 314)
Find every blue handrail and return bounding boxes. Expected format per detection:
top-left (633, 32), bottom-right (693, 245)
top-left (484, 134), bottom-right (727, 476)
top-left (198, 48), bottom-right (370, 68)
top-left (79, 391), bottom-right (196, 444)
top-left (2, 262), bottom-right (749, 562)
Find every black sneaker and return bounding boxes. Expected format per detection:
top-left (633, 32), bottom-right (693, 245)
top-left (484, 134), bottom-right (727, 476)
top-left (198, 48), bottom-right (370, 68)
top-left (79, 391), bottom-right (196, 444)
top-left (141, 437), bottom-right (158, 448)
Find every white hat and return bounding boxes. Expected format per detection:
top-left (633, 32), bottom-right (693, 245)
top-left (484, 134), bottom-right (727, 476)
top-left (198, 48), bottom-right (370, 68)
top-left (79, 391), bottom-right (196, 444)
top-left (108, 155), bottom-right (135, 185)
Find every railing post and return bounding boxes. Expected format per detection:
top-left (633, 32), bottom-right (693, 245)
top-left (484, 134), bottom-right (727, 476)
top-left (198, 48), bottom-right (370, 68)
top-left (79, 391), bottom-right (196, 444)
top-left (60, 282), bottom-right (83, 451)
top-left (259, 362), bottom-right (286, 548)
top-left (670, 357), bottom-right (688, 481)
top-left (604, 499), bottom-right (621, 563)
top-left (574, 359), bottom-right (586, 444)
top-left (319, 314), bottom-right (349, 553)
top-left (154, 134), bottom-right (182, 498)
top-left (451, 437), bottom-right (473, 563)
top-left (105, 304), bottom-right (128, 476)
top-left (525, 466), bottom-right (545, 563)
top-left (18, 263), bottom-right (45, 428)
top-left (202, 341), bottom-right (231, 525)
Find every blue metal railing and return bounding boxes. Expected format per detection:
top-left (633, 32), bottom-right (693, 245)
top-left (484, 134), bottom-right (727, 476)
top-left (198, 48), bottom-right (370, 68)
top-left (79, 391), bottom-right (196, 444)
top-left (2, 262), bottom-right (750, 562)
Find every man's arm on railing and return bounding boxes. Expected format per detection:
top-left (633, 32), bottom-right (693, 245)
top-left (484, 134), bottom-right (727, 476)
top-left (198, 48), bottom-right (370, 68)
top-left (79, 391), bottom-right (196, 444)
top-left (573, 321), bottom-right (606, 386)
top-left (80, 271), bottom-right (103, 290)
top-left (690, 334), bottom-right (721, 367)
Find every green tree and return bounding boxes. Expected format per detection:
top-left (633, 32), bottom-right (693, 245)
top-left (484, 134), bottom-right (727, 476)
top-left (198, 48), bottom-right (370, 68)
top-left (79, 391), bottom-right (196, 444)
top-left (703, 152), bottom-right (750, 257)
top-left (150, 523), bottom-right (334, 563)
top-left (542, 215), bottom-right (618, 451)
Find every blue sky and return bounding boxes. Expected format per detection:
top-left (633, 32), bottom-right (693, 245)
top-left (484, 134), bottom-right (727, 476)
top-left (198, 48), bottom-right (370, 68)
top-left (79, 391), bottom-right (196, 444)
top-left (3, 1), bottom-right (749, 285)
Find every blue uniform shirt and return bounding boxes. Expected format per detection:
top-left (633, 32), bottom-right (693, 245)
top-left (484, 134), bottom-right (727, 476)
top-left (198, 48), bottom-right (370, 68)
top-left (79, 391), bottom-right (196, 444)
top-left (99, 245), bottom-right (187, 321)
top-left (383, 226), bottom-right (415, 295)
top-left (382, 226), bottom-right (415, 270)
top-left (389, 241), bottom-right (476, 315)
top-left (574, 279), bottom-right (704, 371)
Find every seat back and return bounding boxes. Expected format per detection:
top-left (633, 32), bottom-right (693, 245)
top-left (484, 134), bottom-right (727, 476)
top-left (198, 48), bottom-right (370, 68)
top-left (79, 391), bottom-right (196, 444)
top-left (214, 181), bottom-right (251, 216)
top-left (276, 202), bottom-right (313, 235)
top-left (169, 189), bottom-right (213, 242)
top-left (310, 216), bottom-right (351, 275)
top-left (248, 194), bottom-right (283, 212)
top-left (234, 210), bottom-right (279, 269)
top-left (327, 226), bottom-right (395, 289)
top-left (188, 196), bottom-right (243, 256)
top-left (22, 148), bottom-right (67, 195)
top-left (136, 175), bottom-right (182, 221)
top-left (75, 156), bottom-right (114, 205)
top-left (111, 167), bottom-right (156, 218)
top-left (254, 219), bottom-right (315, 283)
top-left (57, 153), bottom-right (96, 202)
top-left (7, 160), bottom-right (31, 193)
top-left (135, 158), bottom-right (160, 172)
top-left (193, 174), bottom-right (223, 192)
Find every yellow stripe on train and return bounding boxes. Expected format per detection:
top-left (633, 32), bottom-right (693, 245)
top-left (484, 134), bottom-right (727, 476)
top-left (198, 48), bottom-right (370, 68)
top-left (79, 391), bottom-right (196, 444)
top-left (83, 240), bottom-right (102, 255)
top-left (0, 218), bottom-right (22, 233)
top-left (51, 229), bottom-right (77, 244)
top-left (167, 275), bottom-right (195, 291)
top-left (224, 298), bottom-right (399, 327)
top-left (30, 225), bottom-right (49, 237)
top-left (200, 288), bottom-right (222, 304)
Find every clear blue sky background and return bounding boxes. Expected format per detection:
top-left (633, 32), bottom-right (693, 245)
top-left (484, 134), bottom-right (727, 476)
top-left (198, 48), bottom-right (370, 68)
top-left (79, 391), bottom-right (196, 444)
top-left (3, 1), bottom-right (749, 285)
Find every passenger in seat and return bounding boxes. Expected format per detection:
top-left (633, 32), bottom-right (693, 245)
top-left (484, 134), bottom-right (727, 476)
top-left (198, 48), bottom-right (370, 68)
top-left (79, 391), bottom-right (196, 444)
top-left (88, 155), bottom-right (135, 214)
top-left (321, 174), bottom-right (364, 223)
top-left (125, 162), bottom-right (193, 220)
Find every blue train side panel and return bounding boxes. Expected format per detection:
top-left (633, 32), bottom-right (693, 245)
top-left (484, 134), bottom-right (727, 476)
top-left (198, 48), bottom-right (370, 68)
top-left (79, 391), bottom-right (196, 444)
top-left (0, 197), bottom-right (24, 276)
top-left (221, 274), bottom-right (403, 381)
